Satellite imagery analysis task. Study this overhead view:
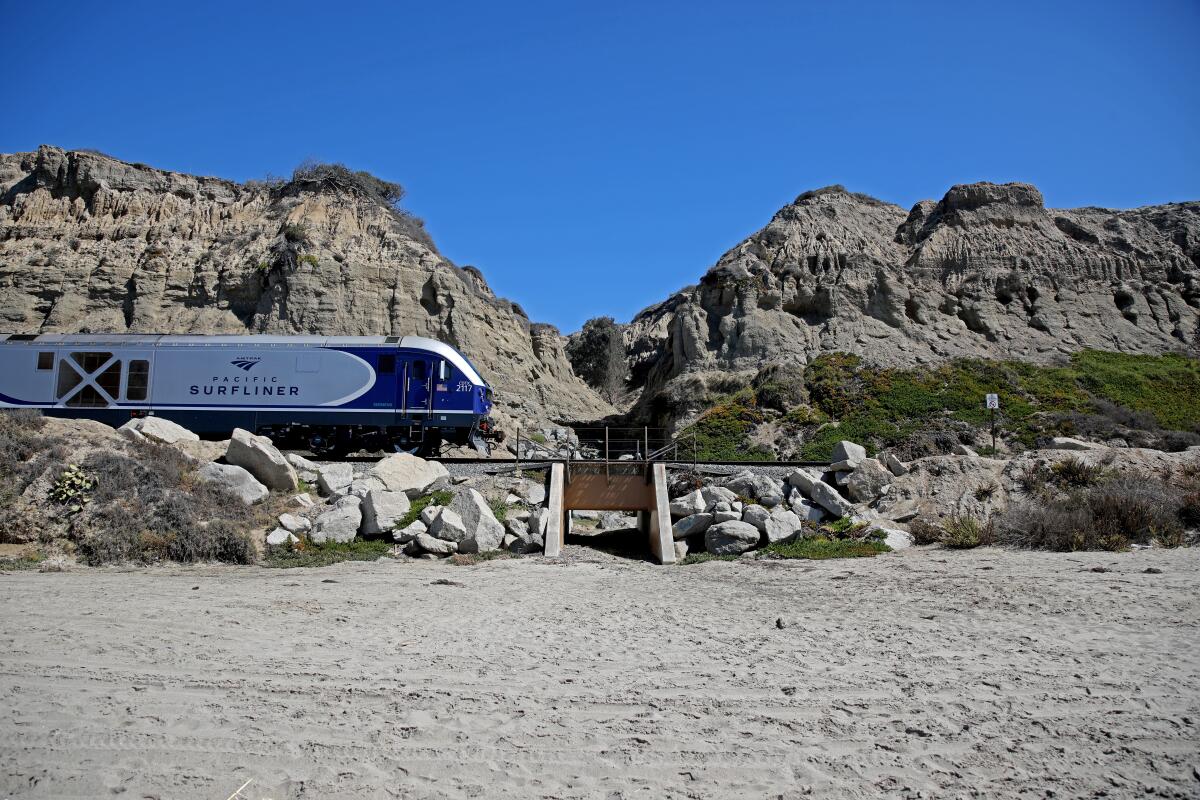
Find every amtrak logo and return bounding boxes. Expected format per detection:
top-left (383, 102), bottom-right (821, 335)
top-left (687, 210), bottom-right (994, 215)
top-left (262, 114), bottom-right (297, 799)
top-left (230, 358), bottom-right (262, 372)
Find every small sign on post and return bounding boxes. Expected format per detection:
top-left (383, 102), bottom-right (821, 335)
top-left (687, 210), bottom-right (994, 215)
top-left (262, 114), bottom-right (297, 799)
top-left (985, 393), bottom-right (1000, 452)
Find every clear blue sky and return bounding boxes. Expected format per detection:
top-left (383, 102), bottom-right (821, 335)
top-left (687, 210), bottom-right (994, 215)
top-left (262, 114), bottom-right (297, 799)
top-left (2, 1), bottom-right (1198, 332)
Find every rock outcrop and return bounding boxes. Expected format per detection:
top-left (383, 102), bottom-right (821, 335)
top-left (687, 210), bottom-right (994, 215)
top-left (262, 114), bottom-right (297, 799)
top-left (616, 183), bottom-right (1200, 421)
top-left (0, 146), bottom-right (612, 424)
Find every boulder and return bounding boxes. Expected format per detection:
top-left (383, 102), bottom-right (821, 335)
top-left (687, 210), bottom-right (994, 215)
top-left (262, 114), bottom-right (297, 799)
top-left (713, 509), bottom-right (740, 523)
top-left (393, 519), bottom-right (426, 544)
top-left (415, 531), bottom-right (458, 555)
top-left (172, 439), bottom-right (228, 463)
top-left (119, 416), bottom-right (199, 445)
top-left (952, 444), bottom-right (978, 457)
top-left (808, 480), bottom-right (854, 517)
top-left (428, 507), bottom-right (469, 544)
top-left (700, 486), bottom-right (738, 510)
top-left (196, 462), bottom-right (268, 505)
top-left (226, 428), bottom-right (297, 492)
top-left (672, 512), bottom-right (713, 540)
top-left (292, 493), bottom-right (315, 509)
top-left (670, 489), bottom-right (706, 518)
top-left (741, 504), bottom-right (771, 532)
top-left (369, 453), bottom-right (450, 495)
top-left (1049, 437), bottom-right (1105, 451)
top-left (599, 511), bottom-right (637, 530)
top-left (830, 440), bottom-right (867, 465)
top-left (278, 513), bottom-right (311, 534)
top-left (506, 517), bottom-right (530, 537)
top-left (704, 520), bottom-right (760, 555)
top-left (869, 525), bottom-right (913, 550)
top-left (286, 453), bottom-right (320, 483)
top-left (791, 496), bottom-right (825, 522)
top-left (348, 476), bottom-right (386, 498)
top-left (447, 489), bottom-right (506, 553)
top-left (882, 452), bottom-right (908, 476)
top-left (846, 458), bottom-right (893, 503)
top-left (763, 508), bottom-right (802, 544)
top-left (361, 490), bottom-right (412, 535)
top-left (311, 496), bottom-right (362, 544)
top-left (419, 504), bottom-right (442, 527)
top-left (786, 468), bottom-right (823, 496)
top-left (522, 482), bottom-right (547, 505)
top-left (723, 471), bottom-right (781, 501)
top-left (266, 528), bottom-right (299, 546)
top-left (316, 463), bottom-right (354, 497)
top-left (673, 539), bottom-right (689, 561)
top-left (527, 507), bottom-right (551, 537)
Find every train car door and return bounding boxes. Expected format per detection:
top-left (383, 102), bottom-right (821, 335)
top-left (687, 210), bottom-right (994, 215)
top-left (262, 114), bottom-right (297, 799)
top-left (403, 356), bottom-right (433, 414)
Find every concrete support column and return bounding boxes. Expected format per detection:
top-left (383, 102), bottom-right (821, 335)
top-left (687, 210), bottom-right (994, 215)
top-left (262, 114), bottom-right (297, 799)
top-left (649, 463), bottom-right (676, 564)
top-left (544, 462), bottom-right (565, 557)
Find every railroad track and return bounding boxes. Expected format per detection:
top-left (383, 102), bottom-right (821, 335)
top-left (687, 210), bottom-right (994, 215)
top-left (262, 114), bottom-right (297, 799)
top-left (313, 454), bottom-right (828, 468)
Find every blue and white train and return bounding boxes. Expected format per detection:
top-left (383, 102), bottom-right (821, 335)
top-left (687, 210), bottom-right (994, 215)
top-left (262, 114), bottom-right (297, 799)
top-left (0, 333), bottom-right (502, 456)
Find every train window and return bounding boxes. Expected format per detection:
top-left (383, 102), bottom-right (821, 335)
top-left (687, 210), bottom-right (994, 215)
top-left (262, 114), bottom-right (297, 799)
top-left (412, 360), bottom-right (427, 381)
top-left (36, 352), bottom-right (53, 370)
top-left (437, 360), bottom-right (448, 381)
top-left (126, 360), bottom-right (149, 401)
top-left (378, 355), bottom-right (396, 374)
top-left (58, 352), bottom-right (121, 408)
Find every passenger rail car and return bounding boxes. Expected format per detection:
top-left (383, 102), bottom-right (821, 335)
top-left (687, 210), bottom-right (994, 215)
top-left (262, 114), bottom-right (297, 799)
top-left (0, 334), bottom-right (502, 457)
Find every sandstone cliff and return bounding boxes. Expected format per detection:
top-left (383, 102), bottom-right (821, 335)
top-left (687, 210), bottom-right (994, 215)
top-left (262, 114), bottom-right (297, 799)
top-left (618, 183), bottom-right (1200, 420)
top-left (0, 146), bottom-right (613, 424)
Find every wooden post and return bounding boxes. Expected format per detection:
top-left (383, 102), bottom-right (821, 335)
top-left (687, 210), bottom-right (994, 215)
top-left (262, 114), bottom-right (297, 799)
top-left (515, 424), bottom-right (520, 470)
top-left (605, 425), bottom-right (610, 483)
top-left (644, 426), bottom-right (649, 463)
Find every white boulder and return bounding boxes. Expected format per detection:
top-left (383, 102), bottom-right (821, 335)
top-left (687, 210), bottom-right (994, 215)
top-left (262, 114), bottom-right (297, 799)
top-left (286, 453), bottom-right (321, 483)
top-left (196, 462), bottom-right (268, 505)
top-left (428, 507), bottom-right (469, 544)
top-left (119, 416), bottom-right (199, 445)
top-left (672, 512), bottom-right (713, 540)
top-left (808, 480), bottom-right (854, 518)
top-left (704, 520), bottom-right (760, 555)
top-left (316, 463), bottom-right (354, 497)
top-left (393, 519), bottom-right (426, 544)
top-left (226, 428), bottom-right (297, 492)
top-left (278, 513), bottom-right (311, 534)
top-left (361, 490), bottom-right (412, 536)
top-left (846, 458), bottom-right (893, 504)
top-left (670, 489), bottom-right (706, 518)
top-left (369, 453), bottom-right (450, 495)
top-left (883, 452), bottom-right (909, 477)
top-left (311, 496), bottom-right (362, 544)
top-left (447, 489), bottom-right (506, 553)
top-left (415, 532), bottom-right (458, 555)
top-left (266, 528), bottom-right (299, 546)
top-left (830, 440), bottom-right (867, 466)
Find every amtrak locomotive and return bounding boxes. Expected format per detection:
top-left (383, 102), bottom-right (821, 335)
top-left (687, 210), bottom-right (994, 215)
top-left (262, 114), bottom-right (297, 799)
top-left (0, 333), bottom-right (502, 457)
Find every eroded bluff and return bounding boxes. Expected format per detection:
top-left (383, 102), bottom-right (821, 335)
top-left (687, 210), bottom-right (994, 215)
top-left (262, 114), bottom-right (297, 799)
top-left (622, 183), bottom-right (1200, 417)
top-left (0, 146), bottom-right (612, 423)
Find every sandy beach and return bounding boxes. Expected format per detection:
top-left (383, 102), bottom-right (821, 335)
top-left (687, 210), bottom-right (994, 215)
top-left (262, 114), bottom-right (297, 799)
top-left (2, 544), bottom-right (1198, 799)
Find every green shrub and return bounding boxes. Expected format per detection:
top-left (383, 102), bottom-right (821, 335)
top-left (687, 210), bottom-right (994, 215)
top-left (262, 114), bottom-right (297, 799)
top-left (764, 536), bottom-right (890, 559)
top-left (997, 474), bottom-right (1184, 551)
top-left (298, 254), bottom-right (319, 267)
top-left (263, 537), bottom-right (392, 568)
top-left (1050, 458), bottom-right (1103, 488)
top-left (909, 516), bottom-right (945, 545)
top-left (679, 552), bottom-right (739, 565)
top-left (691, 388), bottom-right (774, 461)
top-left (941, 515), bottom-right (993, 549)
